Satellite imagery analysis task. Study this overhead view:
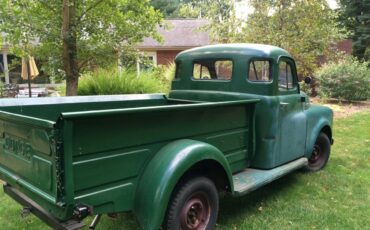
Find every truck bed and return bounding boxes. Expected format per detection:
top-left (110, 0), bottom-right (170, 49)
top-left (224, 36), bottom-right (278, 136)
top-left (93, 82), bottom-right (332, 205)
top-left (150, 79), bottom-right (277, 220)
top-left (0, 94), bottom-right (258, 223)
top-left (0, 94), bottom-right (173, 220)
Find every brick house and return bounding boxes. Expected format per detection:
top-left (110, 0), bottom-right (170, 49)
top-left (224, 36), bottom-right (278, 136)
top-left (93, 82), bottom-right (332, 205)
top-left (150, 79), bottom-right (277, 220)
top-left (137, 19), bottom-right (210, 66)
top-left (317, 39), bottom-right (353, 65)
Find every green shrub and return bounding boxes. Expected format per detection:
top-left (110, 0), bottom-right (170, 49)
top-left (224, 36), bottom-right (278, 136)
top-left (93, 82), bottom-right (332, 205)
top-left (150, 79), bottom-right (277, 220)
top-left (48, 82), bottom-right (66, 97)
top-left (152, 63), bottom-right (176, 93)
top-left (315, 57), bottom-right (370, 101)
top-left (299, 81), bottom-right (312, 96)
top-left (78, 68), bottom-right (165, 96)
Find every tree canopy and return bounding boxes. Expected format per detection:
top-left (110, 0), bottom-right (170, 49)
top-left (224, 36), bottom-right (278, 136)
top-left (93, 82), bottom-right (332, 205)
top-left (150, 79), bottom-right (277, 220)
top-left (236, 0), bottom-right (343, 77)
top-left (0, 0), bottom-right (162, 95)
top-left (173, 0), bottom-right (240, 43)
top-left (0, 0), bottom-right (349, 96)
top-left (339, 0), bottom-right (370, 61)
top-left (150, 0), bottom-right (182, 18)
top-left (150, 0), bottom-right (205, 18)
top-left (175, 0), bottom-right (342, 77)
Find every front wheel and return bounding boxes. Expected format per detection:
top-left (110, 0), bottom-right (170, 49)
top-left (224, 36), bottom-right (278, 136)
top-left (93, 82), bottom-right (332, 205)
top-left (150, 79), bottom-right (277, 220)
top-left (164, 177), bottom-right (219, 230)
top-left (304, 132), bottom-right (331, 172)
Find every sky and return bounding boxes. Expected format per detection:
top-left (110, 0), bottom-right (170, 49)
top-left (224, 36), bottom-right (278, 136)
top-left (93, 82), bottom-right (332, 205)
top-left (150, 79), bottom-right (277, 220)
top-left (327, 0), bottom-right (339, 9)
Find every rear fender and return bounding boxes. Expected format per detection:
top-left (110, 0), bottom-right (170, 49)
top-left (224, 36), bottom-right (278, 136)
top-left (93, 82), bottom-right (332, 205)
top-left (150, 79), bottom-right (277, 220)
top-left (133, 139), bottom-right (233, 230)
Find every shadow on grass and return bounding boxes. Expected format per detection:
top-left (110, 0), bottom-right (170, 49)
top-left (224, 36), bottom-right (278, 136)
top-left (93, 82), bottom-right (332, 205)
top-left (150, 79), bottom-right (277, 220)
top-left (88, 211), bottom-right (141, 230)
top-left (218, 172), bottom-right (299, 226)
top-left (84, 172), bottom-right (301, 229)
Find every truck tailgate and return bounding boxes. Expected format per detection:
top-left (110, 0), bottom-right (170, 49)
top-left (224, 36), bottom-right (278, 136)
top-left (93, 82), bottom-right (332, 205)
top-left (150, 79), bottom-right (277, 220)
top-left (0, 111), bottom-right (64, 217)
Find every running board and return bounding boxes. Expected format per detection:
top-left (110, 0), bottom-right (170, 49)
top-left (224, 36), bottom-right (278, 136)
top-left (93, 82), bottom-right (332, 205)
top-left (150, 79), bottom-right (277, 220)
top-left (233, 158), bottom-right (308, 196)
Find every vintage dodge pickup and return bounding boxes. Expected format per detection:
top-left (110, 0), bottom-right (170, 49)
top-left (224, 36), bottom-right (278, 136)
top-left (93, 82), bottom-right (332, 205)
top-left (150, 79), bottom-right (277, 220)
top-left (0, 44), bottom-right (333, 230)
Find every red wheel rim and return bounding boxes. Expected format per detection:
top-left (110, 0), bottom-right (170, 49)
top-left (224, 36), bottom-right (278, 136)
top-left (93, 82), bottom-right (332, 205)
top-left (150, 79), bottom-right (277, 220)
top-left (309, 144), bottom-right (323, 165)
top-left (180, 192), bottom-right (211, 230)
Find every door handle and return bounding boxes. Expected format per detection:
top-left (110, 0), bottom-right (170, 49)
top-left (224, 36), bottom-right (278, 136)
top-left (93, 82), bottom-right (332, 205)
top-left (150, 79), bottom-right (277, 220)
top-left (280, 102), bottom-right (289, 106)
top-left (280, 102), bottom-right (289, 110)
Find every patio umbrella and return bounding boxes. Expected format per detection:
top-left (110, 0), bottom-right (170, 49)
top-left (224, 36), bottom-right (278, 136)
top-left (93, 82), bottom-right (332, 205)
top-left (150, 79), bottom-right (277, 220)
top-left (21, 56), bottom-right (39, 97)
top-left (21, 56), bottom-right (39, 79)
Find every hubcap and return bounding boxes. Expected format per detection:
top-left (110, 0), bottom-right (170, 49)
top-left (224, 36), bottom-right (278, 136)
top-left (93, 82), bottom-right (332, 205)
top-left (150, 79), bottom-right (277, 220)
top-left (180, 192), bottom-right (210, 230)
top-left (309, 144), bottom-right (321, 164)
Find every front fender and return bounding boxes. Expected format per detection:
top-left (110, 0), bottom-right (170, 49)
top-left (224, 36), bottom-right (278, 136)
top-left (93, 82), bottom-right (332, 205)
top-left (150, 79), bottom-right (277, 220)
top-left (304, 104), bottom-right (333, 157)
top-left (133, 139), bottom-right (233, 230)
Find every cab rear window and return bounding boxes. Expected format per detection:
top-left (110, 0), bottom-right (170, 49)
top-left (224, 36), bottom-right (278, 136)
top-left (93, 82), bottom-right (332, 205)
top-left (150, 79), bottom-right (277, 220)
top-left (193, 60), bottom-right (232, 80)
top-left (248, 60), bottom-right (271, 82)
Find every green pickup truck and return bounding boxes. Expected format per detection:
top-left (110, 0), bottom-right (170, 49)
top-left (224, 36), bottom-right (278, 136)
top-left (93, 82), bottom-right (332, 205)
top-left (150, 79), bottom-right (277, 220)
top-left (0, 44), bottom-right (333, 230)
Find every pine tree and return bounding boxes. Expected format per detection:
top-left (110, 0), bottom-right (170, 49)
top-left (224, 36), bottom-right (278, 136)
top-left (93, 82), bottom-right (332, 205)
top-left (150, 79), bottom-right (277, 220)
top-left (339, 0), bottom-right (370, 61)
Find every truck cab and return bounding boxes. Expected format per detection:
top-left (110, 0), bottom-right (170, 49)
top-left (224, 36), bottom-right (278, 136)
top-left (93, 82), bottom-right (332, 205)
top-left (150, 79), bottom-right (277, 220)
top-left (170, 44), bottom-right (333, 171)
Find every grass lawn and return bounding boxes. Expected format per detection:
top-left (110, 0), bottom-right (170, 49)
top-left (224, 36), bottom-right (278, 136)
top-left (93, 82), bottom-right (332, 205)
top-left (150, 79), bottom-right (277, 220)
top-left (0, 112), bottom-right (369, 229)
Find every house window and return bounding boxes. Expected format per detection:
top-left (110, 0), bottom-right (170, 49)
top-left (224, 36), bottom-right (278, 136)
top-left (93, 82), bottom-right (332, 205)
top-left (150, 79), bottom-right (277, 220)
top-left (144, 52), bottom-right (157, 66)
top-left (137, 51), bottom-right (157, 73)
top-left (193, 60), bottom-right (232, 80)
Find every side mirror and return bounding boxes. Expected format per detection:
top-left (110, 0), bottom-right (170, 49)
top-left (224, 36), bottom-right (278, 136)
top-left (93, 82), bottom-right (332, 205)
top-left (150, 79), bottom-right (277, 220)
top-left (304, 76), bottom-right (312, 84)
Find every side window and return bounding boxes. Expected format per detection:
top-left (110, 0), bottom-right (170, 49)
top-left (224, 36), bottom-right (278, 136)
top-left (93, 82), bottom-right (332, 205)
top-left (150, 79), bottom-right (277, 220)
top-left (193, 60), bottom-right (232, 80)
top-left (193, 63), bottom-right (211, 79)
top-left (215, 60), bottom-right (232, 80)
top-left (279, 61), bottom-right (294, 89)
top-left (248, 60), bottom-right (271, 82)
top-left (174, 61), bottom-right (181, 79)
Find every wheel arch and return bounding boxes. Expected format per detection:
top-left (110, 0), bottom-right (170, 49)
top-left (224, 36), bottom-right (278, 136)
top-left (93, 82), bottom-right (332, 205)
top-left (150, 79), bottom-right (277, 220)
top-left (321, 125), bottom-right (332, 141)
top-left (174, 159), bottom-right (232, 193)
top-left (133, 139), bottom-right (233, 230)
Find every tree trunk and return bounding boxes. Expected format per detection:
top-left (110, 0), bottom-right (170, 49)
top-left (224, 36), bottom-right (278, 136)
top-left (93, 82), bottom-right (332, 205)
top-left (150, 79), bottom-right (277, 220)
top-left (62, 0), bottom-right (79, 96)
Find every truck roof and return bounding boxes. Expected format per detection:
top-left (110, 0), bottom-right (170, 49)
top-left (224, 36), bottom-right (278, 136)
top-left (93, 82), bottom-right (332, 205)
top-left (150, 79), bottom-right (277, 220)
top-left (176, 43), bottom-right (292, 61)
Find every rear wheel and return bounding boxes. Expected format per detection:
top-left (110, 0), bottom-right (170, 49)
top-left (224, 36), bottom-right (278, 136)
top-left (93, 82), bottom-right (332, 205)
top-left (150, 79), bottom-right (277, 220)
top-left (304, 132), bottom-right (331, 172)
top-left (164, 177), bottom-right (218, 230)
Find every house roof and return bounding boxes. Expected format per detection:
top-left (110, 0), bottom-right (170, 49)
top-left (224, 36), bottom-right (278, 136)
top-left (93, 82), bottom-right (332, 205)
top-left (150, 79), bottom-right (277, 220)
top-left (138, 19), bottom-right (210, 50)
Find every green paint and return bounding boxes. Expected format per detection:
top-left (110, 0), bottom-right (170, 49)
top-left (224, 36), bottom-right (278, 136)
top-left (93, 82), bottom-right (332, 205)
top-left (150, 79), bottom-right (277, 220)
top-left (134, 139), bottom-right (233, 229)
top-left (0, 44), bottom-right (332, 229)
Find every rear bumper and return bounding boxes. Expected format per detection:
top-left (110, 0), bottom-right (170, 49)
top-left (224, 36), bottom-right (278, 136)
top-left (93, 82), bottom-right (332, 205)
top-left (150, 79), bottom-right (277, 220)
top-left (3, 184), bottom-right (85, 230)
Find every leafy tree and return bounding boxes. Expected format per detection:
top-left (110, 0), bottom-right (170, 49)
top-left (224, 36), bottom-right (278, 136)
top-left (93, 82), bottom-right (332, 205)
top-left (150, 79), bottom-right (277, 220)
top-left (338, 0), bottom-right (370, 61)
top-left (238, 0), bottom-right (343, 78)
top-left (203, 0), bottom-right (241, 43)
top-left (150, 0), bottom-right (239, 42)
top-left (177, 2), bottom-right (203, 18)
top-left (150, 0), bottom-right (202, 18)
top-left (0, 0), bottom-right (162, 95)
top-left (177, 0), bottom-right (241, 43)
top-left (151, 0), bottom-right (181, 18)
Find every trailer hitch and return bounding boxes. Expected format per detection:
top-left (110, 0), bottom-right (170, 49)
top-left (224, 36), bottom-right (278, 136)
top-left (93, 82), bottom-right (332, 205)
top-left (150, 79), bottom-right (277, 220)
top-left (4, 184), bottom-right (85, 230)
top-left (73, 204), bottom-right (91, 220)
